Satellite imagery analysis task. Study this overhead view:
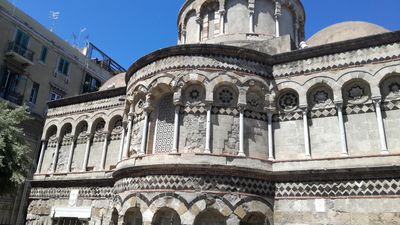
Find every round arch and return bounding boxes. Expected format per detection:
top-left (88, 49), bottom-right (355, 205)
top-left (151, 207), bottom-right (181, 225)
top-left (194, 208), bottom-right (227, 225)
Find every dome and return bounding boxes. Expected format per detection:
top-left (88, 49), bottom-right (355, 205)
top-left (99, 72), bottom-right (126, 91)
top-left (178, 0), bottom-right (305, 47)
top-left (307, 21), bottom-right (390, 46)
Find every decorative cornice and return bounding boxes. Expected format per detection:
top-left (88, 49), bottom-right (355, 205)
top-left (276, 178), bottom-right (400, 198)
top-left (47, 95), bottom-right (125, 117)
top-left (129, 55), bottom-right (272, 86)
top-left (274, 42), bottom-right (400, 77)
top-left (126, 44), bottom-right (274, 82)
top-left (126, 31), bottom-right (400, 84)
top-left (47, 87), bottom-right (126, 109)
top-left (114, 174), bottom-right (275, 196)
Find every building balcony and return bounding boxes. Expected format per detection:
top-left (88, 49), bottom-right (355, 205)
top-left (5, 41), bottom-right (34, 66)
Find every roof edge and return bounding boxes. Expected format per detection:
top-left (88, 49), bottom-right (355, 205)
top-left (47, 87), bottom-right (126, 109)
top-left (126, 44), bottom-right (274, 82)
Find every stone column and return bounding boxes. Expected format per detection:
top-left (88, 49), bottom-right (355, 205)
top-left (336, 103), bottom-right (348, 156)
top-left (35, 140), bottom-right (47, 174)
top-left (205, 104), bottom-right (212, 154)
top-left (140, 109), bottom-right (150, 155)
top-left (249, 10), bottom-right (255, 33)
top-left (118, 121), bottom-right (127, 162)
top-left (294, 20), bottom-right (300, 47)
top-left (219, 9), bottom-right (225, 35)
top-left (267, 112), bottom-right (275, 160)
top-left (123, 110), bottom-right (134, 159)
top-left (196, 14), bottom-right (202, 43)
top-left (66, 136), bottom-right (76, 172)
top-left (182, 28), bottom-right (186, 44)
top-left (274, 1), bottom-right (281, 37)
top-left (100, 132), bottom-right (110, 170)
top-left (302, 107), bottom-right (311, 159)
top-left (172, 105), bottom-right (181, 153)
top-left (51, 138), bottom-right (60, 173)
top-left (373, 99), bottom-right (389, 154)
top-left (238, 106), bottom-right (246, 157)
top-left (82, 134), bottom-right (92, 171)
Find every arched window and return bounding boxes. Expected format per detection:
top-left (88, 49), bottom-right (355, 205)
top-left (342, 79), bottom-right (371, 105)
top-left (194, 209), bottom-right (226, 225)
top-left (183, 83), bottom-right (205, 105)
top-left (214, 85), bottom-right (238, 107)
top-left (240, 212), bottom-right (267, 225)
top-left (380, 74), bottom-right (400, 101)
top-left (124, 208), bottom-right (142, 225)
top-left (200, 1), bottom-right (220, 40)
top-left (152, 207), bottom-right (180, 225)
top-left (307, 85), bottom-right (334, 110)
top-left (277, 90), bottom-right (299, 111)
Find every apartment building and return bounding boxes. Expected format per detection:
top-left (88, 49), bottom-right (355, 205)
top-left (0, 1), bottom-right (125, 224)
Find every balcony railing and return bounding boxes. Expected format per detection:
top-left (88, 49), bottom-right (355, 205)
top-left (6, 41), bottom-right (34, 62)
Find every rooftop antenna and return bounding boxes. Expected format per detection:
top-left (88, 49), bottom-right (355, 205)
top-left (49, 11), bottom-right (60, 32)
top-left (11, 0), bottom-right (17, 16)
top-left (78, 27), bottom-right (87, 48)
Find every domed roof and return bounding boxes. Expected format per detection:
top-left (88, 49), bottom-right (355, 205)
top-left (307, 21), bottom-right (390, 46)
top-left (99, 72), bottom-right (126, 91)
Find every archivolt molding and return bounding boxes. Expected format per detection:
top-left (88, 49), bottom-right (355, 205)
top-left (373, 64), bottom-right (400, 87)
top-left (274, 42), bottom-right (400, 77)
top-left (114, 192), bottom-right (273, 225)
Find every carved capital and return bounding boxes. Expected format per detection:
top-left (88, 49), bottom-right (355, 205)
top-left (334, 101), bottom-right (344, 108)
top-left (238, 103), bottom-right (247, 112)
top-left (196, 13), bottom-right (202, 24)
top-left (274, 1), bottom-right (282, 17)
top-left (372, 96), bottom-right (383, 104)
top-left (300, 106), bottom-right (308, 113)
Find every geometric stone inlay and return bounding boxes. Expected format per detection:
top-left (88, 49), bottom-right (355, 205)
top-left (29, 187), bottom-right (113, 199)
top-left (114, 175), bottom-right (275, 196)
top-left (276, 178), bottom-right (400, 198)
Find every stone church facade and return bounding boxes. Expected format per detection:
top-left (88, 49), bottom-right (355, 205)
top-left (26, 0), bottom-right (400, 224)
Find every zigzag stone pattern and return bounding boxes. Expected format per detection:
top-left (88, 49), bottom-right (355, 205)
top-left (113, 175), bottom-right (276, 196)
top-left (132, 55), bottom-right (272, 81)
top-left (29, 178), bottom-right (400, 200)
top-left (276, 178), bottom-right (400, 198)
top-left (274, 42), bottom-right (400, 77)
top-left (47, 96), bottom-right (124, 118)
top-left (30, 187), bottom-right (113, 199)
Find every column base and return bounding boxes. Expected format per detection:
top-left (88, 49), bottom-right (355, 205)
top-left (305, 155), bottom-right (312, 160)
top-left (381, 150), bottom-right (390, 155)
top-left (341, 153), bottom-right (349, 157)
top-left (268, 157), bottom-right (275, 161)
top-left (238, 153), bottom-right (246, 157)
top-left (204, 149), bottom-right (211, 154)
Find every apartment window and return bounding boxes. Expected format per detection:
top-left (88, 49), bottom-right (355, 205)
top-left (29, 82), bottom-right (39, 104)
top-left (39, 46), bottom-right (48, 63)
top-left (49, 90), bottom-right (63, 101)
top-left (15, 29), bottom-right (30, 49)
top-left (57, 57), bottom-right (70, 76)
top-left (82, 74), bottom-right (101, 93)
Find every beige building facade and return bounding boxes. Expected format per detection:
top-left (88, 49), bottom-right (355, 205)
top-left (0, 1), bottom-right (125, 224)
top-left (27, 0), bottom-right (400, 225)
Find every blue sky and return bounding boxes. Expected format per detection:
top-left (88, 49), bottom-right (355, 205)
top-left (10, 0), bottom-right (400, 69)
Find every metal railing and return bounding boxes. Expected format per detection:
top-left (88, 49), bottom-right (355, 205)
top-left (7, 41), bottom-right (34, 62)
